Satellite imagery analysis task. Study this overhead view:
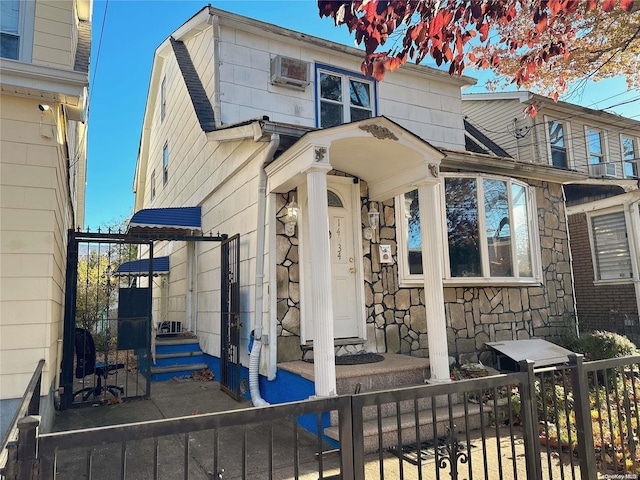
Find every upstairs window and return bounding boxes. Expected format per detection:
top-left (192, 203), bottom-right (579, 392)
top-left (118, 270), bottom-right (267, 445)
top-left (160, 76), bottom-right (166, 121)
top-left (1, 0), bottom-right (20, 59)
top-left (397, 175), bottom-right (540, 285)
top-left (162, 143), bottom-right (168, 186)
top-left (317, 65), bottom-right (375, 128)
top-left (590, 210), bottom-right (632, 281)
top-left (586, 128), bottom-right (606, 164)
top-left (151, 170), bottom-right (156, 201)
top-left (0, 0), bottom-right (34, 61)
top-left (547, 120), bottom-right (568, 168)
top-left (622, 136), bottom-right (639, 179)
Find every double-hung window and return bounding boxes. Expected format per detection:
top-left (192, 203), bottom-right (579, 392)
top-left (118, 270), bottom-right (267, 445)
top-left (547, 120), bottom-right (568, 168)
top-left (621, 135), bottom-right (639, 179)
top-left (589, 210), bottom-right (632, 281)
top-left (162, 143), bottom-right (168, 186)
top-left (316, 65), bottom-right (375, 128)
top-left (0, 0), bottom-right (34, 61)
top-left (586, 128), bottom-right (606, 164)
top-left (397, 175), bottom-right (540, 285)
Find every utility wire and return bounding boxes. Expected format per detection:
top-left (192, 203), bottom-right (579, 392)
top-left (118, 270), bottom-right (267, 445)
top-left (89, 0), bottom-right (109, 100)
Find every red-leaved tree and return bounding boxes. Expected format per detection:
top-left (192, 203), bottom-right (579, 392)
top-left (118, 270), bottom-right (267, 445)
top-left (318, 0), bottom-right (637, 114)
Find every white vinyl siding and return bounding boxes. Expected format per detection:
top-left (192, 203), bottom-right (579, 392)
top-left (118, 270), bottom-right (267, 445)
top-left (590, 211), bottom-right (632, 281)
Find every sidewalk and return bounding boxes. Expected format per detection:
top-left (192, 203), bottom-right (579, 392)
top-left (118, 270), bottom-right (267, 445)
top-left (51, 378), bottom-right (341, 479)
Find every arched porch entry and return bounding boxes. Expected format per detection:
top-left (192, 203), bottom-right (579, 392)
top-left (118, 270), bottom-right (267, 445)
top-left (266, 116), bottom-right (450, 397)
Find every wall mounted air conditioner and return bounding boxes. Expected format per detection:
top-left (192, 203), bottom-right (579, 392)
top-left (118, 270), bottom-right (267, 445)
top-left (589, 162), bottom-right (618, 178)
top-left (270, 55), bottom-right (311, 91)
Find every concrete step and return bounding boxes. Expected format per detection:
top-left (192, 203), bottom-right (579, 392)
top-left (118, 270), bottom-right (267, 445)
top-left (150, 363), bottom-right (208, 382)
top-left (325, 402), bottom-right (490, 454)
top-left (153, 351), bottom-right (205, 367)
top-left (155, 336), bottom-right (201, 354)
top-left (334, 356), bottom-right (429, 395)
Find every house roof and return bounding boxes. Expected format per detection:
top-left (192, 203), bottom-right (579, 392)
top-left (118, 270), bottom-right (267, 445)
top-left (440, 148), bottom-right (588, 184)
top-left (462, 91), bottom-right (640, 128)
top-left (170, 37), bottom-right (215, 132)
top-left (463, 119), bottom-right (511, 158)
top-left (74, 20), bottom-right (91, 74)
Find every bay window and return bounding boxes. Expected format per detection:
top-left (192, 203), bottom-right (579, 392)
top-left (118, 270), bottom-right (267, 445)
top-left (397, 175), bottom-right (539, 285)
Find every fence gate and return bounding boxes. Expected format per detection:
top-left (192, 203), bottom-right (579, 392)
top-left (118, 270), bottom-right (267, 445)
top-left (60, 229), bottom-right (154, 409)
top-left (220, 234), bottom-right (241, 400)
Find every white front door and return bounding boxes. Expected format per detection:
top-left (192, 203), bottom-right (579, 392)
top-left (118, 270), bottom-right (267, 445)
top-left (328, 182), bottom-right (360, 338)
top-left (299, 176), bottom-right (364, 342)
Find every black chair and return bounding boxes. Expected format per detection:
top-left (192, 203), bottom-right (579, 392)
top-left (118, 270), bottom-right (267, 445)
top-left (74, 328), bottom-right (124, 401)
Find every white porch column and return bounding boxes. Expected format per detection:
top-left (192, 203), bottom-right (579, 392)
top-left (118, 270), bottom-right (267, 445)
top-left (417, 181), bottom-right (451, 382)
top-left (306, 166), bottom-right (337, 397)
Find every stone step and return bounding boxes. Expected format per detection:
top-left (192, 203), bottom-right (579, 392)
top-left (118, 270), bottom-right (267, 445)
top-left (325, 402), bottom-right (490, 454)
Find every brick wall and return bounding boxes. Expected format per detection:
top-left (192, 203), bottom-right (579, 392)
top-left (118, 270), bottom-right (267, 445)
top-left (568, 213), bottom-right (638, 333)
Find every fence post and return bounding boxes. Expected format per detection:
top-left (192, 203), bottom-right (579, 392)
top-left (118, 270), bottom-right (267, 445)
top-left (347, 395), bottom-right (366, 480)
top-left (518, 359), bottom-right (542, 480)
top-left (338, 396), bottom-right (355, 480)
top-left (14, 416), bottom-right (40, 480)
top-left (569, 353), bottom-right (597, 480)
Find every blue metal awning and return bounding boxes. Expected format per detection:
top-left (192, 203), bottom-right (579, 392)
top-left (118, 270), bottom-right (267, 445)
top-left (127, 206), bottom-right (201, 233)
top-left (114, 257), bottom-right (170, 276)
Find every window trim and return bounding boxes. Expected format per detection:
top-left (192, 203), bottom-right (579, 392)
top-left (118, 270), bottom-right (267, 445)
top-left (162, 143), bottom-right (168, 186)
top-left (315, 63), bottom-right (377, 128)
top-left (396, 174), bottom-right (542, 287)
top-left (620, 134), bottom-right (640, 179)
top-left (587, 207), bottom-right (633, 285)
top-left (543, 116), bottom-right (573, 169)
top-left (585, 126), bottom-right (609, 165)
top-left (0, 0), bottom-right (34, 62)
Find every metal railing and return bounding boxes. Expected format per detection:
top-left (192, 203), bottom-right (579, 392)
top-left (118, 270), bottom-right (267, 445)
top-left (0, 359), bottom-right (45, 478)
top-left (3, 354), bottom-right (640, 479)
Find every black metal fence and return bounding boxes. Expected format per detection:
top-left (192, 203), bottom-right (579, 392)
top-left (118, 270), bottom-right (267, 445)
top-left (3, 354), bottom-right (640, 480)
top-left (0, 359), bottom-right (44, 478)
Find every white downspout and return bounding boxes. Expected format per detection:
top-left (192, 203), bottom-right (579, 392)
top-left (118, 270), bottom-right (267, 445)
top-left (250, 133), bottom-right (280, 407)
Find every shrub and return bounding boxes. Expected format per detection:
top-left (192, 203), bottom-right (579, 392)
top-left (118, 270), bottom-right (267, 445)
top-left (575, 331), bottom-right (638, 360)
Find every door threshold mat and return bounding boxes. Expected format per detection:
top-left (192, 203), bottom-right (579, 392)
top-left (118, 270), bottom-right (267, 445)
top-left (303, 353), bottom-right (385, 365)
top-left (388, 437), bottom-right (474, 465)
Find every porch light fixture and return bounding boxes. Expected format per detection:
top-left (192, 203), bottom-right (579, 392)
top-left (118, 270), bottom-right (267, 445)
top-left (284, 198), bottom-right (300, 236)
top-left (368, 204), bottom-right (380, 230)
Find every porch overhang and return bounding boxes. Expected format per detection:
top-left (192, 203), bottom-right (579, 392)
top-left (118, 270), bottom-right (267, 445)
top-left (127, 206), bottom-right (202, 235)
top-left (265, 117), bottom-right (445, 200)
top-left (114, 257), bottom-right (170, 277)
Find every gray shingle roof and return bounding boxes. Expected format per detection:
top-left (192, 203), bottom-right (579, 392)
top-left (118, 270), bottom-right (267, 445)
top-left (463, 119), bottom-right (512, 158)
top-left (74, 21), bottom-right (91, 74)
top-left (170, 37), bottom-right (216, 132)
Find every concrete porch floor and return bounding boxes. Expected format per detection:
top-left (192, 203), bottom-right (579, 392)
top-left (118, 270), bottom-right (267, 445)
top-left (278, 353), bottom-right (431, 394)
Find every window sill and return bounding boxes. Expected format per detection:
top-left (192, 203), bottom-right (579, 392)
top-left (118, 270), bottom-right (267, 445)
top-left (593, 279), bottom-right (634, 286)
top-left (398, 277), bottom-right (543, 288)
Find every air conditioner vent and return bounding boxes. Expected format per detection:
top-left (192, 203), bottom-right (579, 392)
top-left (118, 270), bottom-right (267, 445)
top-left (270, 56), bottom-right (311, 91)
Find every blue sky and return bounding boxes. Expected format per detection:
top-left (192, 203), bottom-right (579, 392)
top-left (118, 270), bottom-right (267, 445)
top-left (85, 0), bottom-right (639, 230)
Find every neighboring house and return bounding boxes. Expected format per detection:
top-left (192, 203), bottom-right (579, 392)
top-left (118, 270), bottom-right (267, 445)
top-left (0, 0), bottom-right (91, 436)
top-left (133, 6), bottom-right (585, 402)
top-left (463, 92), bottom-right (640, 336)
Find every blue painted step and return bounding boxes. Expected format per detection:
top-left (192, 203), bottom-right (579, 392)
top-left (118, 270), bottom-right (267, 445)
top-left (150, 336), bottom-right (207, 381)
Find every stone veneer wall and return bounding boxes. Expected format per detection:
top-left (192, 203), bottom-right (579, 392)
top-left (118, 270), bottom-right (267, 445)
top-left (275, 173), bottom-right (575, 363)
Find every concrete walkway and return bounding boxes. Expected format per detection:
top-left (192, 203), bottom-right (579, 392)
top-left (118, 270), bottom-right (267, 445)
top-left (50, 378), bottom-right (577, 480)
